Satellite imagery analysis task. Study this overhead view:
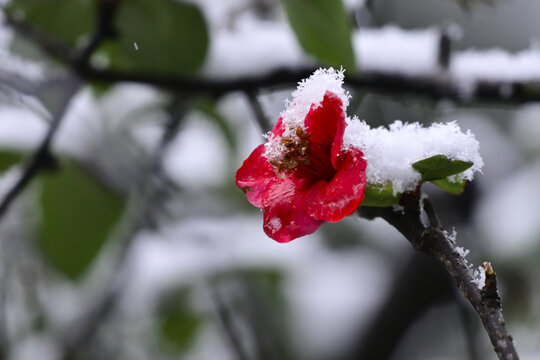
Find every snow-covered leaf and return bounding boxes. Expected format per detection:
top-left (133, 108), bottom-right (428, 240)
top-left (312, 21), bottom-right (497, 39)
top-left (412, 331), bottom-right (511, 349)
top-left (412, 155), bottom-right (473, 182)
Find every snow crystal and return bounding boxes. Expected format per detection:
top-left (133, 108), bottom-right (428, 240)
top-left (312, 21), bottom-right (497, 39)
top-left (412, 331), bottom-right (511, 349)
top-left (441, 230), bottom-right (484, 290)
top-left (454, 246), bottom-right (470, 258)
top-left (343, 119), bottom-right (483, 193)
top-left (471, 265), bottom-right (486, 289)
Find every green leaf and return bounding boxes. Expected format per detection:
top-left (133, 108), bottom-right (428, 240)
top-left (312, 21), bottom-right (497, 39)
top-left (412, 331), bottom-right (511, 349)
top-left (0, 151), bottom-right (24, 173)
top-left (38, 159), bottom-right (125, 280)
top-left (412, 155), bottom-right (473, 182)
top-left (432, 178), bottom-right (467, 195)
top-left (6, 0), bottom-right (94, 46)
top-left (361, 182), bottom-right (401, 207)
top-left (279, 0), bottom-right (356, 71)
top-left (99, 0), bottom-right (208, 76)
top-left (157, 289), bottom-right (202, 354)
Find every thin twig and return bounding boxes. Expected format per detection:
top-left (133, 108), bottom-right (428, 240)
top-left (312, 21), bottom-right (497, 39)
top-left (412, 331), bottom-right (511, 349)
top-left (0, 77), bottom-right (82, 221)
top-left (358, 197), bottom-right (519, 360)
top-left (73, 0), bottom-right (119, 67)
top-left (58, 98), bottom-right (188, 360)
top-left (208, 284), bottom-right (251, 360)
top-left (246, 90), bottom-right (272, 134)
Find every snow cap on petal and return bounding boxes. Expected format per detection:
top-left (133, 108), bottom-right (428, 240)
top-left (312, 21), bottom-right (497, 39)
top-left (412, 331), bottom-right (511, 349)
top-left (265, 68), bottom-right (350, 160)
top-left (282, 67), bottom-right (349, 134)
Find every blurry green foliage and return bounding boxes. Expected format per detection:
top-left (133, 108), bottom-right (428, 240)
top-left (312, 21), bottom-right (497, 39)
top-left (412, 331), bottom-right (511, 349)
top-left (37, 159), bottom-right (125, 280)
top-left (0, 150), bottom-right (24, 173)
top-left (6, 0), bottom-right (95, 46)
top-left (243, 268), bottom-right (285, 311)
top-left (280, 0), bottom-right (356, 71)
top-left (412, 155), bottom-right (473, 182)
top-left (157, 288), bottom-right (202, 354)
top-left (99, 0), bottom-right (208, 76)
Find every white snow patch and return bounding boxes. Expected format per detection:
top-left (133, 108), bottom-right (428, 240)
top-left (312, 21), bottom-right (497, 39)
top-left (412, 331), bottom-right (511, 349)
top-left (0, 107), bottom-right (47, 150)
top-left (471, 265), bottom-right (486, 289)
top-left (452, 47), bottom-right (540, 82)
top-left (164, 115), bottom-right (228, 189)
top-left (202, 21), bottom-right (309, 78)
top-left (344, 120), bottom-right (483, 193)
top-left (203, 24), bottom-right (440, 79)
top-left (354, 26), bottom-right (439, 75)
top-left (281, 67), bottom-right (349, 131)
top-left (454, 246), bottom-right (470, 259)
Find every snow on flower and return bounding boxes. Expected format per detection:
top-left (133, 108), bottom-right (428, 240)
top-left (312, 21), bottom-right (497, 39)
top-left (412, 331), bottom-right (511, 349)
top-left (236, 68), bottom-right (366, 242)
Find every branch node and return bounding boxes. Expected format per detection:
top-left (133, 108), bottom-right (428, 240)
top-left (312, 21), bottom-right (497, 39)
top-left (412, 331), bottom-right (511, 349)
top-left (481, 262), bottom-right (502, 309)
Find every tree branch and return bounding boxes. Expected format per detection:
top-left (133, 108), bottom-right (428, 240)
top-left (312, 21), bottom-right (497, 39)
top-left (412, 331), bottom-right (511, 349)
top-left (5, 13), bottom-right (540, 105)
top-left (58, 98), bottom-right (188, 360)
top-left (246, 90), bottom-right (272, 134)
top-left (358, 195), bottom-right (519, 360)
top-left (0, 77), bottom-right (81, 221)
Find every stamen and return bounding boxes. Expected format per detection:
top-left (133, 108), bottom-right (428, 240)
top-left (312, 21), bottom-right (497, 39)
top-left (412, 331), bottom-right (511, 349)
top-left (268, 126), bottom-right (311, 174)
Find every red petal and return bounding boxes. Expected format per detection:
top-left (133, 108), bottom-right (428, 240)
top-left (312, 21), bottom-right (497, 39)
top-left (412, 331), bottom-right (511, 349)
top-left (270, 117), bottom-right (286, 137)
top-left (305, 148), bottom-right (367, 222)
top-left (235, 144), bottom-right (274, 208)
top-left (262, 177), bottom-right (323, 242)
top-left (304, 91), bottom-right (346, 168)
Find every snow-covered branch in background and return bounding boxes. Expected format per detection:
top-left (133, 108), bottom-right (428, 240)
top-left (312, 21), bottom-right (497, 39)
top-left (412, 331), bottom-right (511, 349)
top-left (5, 10), bottom-right (540, 104)
top-left (205, 24), bottom-right (540, 97)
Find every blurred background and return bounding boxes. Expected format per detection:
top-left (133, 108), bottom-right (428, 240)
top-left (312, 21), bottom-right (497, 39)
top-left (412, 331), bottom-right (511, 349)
top-left (1, 0), bottom-right (540, 359)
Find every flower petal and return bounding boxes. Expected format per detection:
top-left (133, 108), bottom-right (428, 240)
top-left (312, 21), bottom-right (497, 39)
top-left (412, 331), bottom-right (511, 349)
top-left (304, 91), bottom-right (346, 168)
top-left (262, 177), bottom-right (323, 242)
top-left (235, 144), bottom-right (274, 208)
top-left (271, 117), bottom-right (286, 137)
top-left (305, 148), bottom-right (367, 222)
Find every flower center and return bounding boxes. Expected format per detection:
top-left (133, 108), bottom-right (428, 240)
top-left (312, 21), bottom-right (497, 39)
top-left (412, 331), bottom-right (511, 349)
top-left (268, 127), bottom-right (336, 182)
top-left (269, 127), bottom-right (311, 174)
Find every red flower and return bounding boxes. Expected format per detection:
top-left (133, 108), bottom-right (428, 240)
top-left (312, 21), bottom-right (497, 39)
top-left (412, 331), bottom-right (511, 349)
top-left (236, 91), bottom-right (367, 242)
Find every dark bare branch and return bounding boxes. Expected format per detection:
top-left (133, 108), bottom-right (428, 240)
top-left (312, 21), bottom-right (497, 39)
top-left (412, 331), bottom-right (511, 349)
top-left (0, 77), bottom-right (82, 221)
top-left (358, 199), bottom-right (519, 360)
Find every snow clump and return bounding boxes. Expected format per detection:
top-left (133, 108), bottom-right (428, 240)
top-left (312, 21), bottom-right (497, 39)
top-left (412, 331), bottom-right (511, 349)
top-left (344, 119), bottom-right (483, 193)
